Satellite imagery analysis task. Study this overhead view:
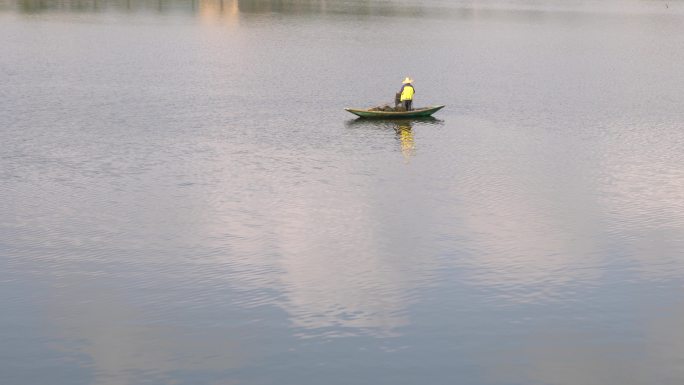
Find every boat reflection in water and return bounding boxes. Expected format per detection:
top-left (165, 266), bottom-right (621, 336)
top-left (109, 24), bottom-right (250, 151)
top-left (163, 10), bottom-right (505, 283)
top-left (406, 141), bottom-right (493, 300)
top-left (345, 117), bottom-right (443, 160)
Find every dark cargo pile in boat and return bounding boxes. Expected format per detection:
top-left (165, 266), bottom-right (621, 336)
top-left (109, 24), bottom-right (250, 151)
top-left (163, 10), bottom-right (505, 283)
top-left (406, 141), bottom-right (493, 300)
top-left (368, 105), bottom-right (407, 112)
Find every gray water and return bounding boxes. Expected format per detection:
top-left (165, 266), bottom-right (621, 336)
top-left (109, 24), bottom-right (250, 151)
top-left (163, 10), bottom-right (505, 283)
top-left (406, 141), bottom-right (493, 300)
top-left (2, 0), bottom-right (684, 384)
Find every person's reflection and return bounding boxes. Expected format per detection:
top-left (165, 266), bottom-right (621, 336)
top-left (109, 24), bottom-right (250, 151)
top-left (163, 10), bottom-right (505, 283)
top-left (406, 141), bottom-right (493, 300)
top-left (344, 117), bottom-right (442, 160)
top-left (395, 121), bottom-right (415, 160)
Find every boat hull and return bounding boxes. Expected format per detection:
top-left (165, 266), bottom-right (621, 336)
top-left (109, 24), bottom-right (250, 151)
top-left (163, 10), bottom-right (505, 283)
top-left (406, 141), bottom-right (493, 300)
top-left (344, 105), bottom-right (445, 119)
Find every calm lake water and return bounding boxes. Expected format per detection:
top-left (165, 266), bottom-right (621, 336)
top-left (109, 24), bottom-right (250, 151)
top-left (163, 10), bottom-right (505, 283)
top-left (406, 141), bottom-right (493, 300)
top-left (2, 0), bottom-right (684, 384)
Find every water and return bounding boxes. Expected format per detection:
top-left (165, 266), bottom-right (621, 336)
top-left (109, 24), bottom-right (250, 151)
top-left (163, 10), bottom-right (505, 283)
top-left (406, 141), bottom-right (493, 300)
top-left (2, 0), bottom-right (684, 384)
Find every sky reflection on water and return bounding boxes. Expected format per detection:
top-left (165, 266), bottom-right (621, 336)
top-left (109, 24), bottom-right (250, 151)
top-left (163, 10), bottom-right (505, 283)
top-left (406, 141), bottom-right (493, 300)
top-left (2, 0), bottom-right (684, 384)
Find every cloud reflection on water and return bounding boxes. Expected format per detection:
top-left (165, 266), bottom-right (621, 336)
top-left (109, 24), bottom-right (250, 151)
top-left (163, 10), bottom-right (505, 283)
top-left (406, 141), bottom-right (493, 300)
top-left (44, 274), bottom-right (246, 385)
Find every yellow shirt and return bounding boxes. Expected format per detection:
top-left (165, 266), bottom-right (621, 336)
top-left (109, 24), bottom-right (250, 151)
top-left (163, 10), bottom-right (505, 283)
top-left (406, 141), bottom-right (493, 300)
top-left (400, 85), bottom-right (415, 101)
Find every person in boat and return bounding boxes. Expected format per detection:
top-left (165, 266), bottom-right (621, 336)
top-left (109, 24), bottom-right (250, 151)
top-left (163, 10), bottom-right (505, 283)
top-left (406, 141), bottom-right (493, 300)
top-left (399, 77), bottom-right (415, 111)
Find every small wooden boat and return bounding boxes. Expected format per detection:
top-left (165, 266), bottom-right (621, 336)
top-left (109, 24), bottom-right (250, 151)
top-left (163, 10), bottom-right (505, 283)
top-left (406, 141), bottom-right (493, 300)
top-left (344, 105), bottom-right (445, 119)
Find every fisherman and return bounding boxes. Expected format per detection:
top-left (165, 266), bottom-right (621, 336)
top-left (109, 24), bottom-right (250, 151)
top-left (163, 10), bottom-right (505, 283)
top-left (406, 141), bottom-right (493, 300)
top-left (399, 77), bottom-right (415, 111)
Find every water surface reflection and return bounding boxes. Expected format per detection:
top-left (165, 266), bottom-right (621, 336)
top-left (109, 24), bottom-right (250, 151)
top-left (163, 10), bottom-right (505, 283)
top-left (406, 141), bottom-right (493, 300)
top-left (345, 117), bottom-right (443, 160)
top-left (3, 1), bottom-right (684, 384)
